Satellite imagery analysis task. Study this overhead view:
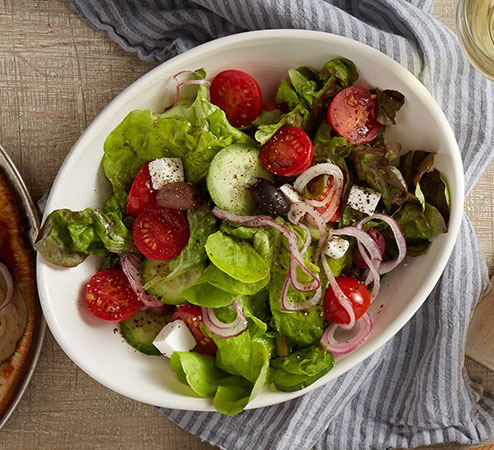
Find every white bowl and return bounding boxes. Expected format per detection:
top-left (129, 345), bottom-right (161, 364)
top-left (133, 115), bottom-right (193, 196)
top-left (37, 30), bottom-right (464, 411)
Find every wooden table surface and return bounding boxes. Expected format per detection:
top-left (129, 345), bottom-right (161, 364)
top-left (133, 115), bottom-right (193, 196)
top-left (1, 1), bottom-right (494, 449)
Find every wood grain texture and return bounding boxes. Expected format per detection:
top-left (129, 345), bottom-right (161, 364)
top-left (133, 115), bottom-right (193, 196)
top-left (466, 281), bottom-right (494, 371)
top-left (0, 1), bottom-right (493, 450)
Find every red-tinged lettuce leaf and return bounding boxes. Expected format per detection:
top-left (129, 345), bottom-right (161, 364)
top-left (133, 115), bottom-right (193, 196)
top-left (313, 121), bottom-right (353, 176)
top-left (317, 58), bottom-right (359, 89)
top-left (390, 197), bottom-right (447, 257)
top-left (400, 151), bottom-right (433, 188)
top-left (371, 89), bottom-right (405, 126)
top-left (340, 204), bottom-right (366, 228)
top-left (414, 153), bottom-right (435, 185)
top-left (391, 197), bottom-right (431, 256)
top-left (350, 143), bottom-right (408, 212)
top-left (424, 202), bottom-right (448, 235)
top-left (399, 151), bottom-right (450, 223)
top-left (420, 171), bottom-right (450, 223)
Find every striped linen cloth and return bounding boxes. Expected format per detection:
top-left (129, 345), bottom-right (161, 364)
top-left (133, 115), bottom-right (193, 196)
top-left (70, 0), bottom-right (494, 448)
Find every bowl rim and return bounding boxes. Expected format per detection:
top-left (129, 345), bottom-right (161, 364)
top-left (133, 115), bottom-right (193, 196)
top-left (37, 29), bottom-right (464, 411)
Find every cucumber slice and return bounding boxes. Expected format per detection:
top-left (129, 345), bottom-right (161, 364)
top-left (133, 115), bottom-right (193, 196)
top-left (207, 144), bottom-right (273, 215)
top-left (120, 310), bottom-right (171, 355)
top-left (142, 259), bottom-right (203, 305)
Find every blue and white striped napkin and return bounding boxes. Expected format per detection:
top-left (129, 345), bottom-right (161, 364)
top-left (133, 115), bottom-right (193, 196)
top-left (69, 1), bottom-right (494, 448)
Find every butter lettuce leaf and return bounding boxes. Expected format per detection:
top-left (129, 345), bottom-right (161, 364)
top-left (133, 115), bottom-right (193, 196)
top-left (214, 376), bottom-right (252, 415)
top-left (205, 231), bottom-right (270, 283)
top-left (182, 281), bottom-right (238, 308)
top-left (170, 352), bottom-right (223, 398)
top-left (103, 81), bottom-right (254, 211)
top-left (220, 223), bottom-right (280, 268)
top-left (35, 208), bottom-right (136, 267)
top-left (199, 264), bottom-right (270, 296)
top-left (200, 307), bottom-right (274, 414)
top-left (166, 205), bottom-right (218, 281)
top-left (204, 324), bottom-right (273, 386)
top-left (268, 223), bottom-right (324, 346)
top-left (271, 345), bottom-right (334, 392)
top-left (170, 351), bottom-right (253, 416)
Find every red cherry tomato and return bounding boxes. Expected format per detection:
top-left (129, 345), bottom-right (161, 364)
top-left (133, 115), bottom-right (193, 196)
top-left (353, 229), bottom-right (386, 269)
top-left (260, 126), bottom-right (314, 177)
top-left (133, 205), bottom-right (190, 261)
top-left (324, 276), bottom-right (371, 324)
top-left (86, 270), bottom-right (141, 322)
top-left (210, 70), bottom-right (263, 127)
top-left (127, 162), bottom-right (157, 217)
top-left (327, 86), bottom-right (382, 145)
top-left (172, 304), bottom-right (217, 355)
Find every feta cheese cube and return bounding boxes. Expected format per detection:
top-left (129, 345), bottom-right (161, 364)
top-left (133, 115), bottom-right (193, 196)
top-left (279, 184), bottom-right (305, 223)
top-left (323, 235), bottom-right (350, 259)
top-left (346, 185), bottom-right (381, 216)
top-left (148, 158), bottom-right (184, 190)
top-left (279, 184), bottom-right (304, 203)
top-left (152, 319), bottom-right (196, 358)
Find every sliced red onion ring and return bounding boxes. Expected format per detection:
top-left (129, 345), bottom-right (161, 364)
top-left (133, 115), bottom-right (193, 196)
top-left (330, 226), bottom-right (383, 302)
top-left (357, 244), bottom-right (381, 302)
top-left (294, 163), bottom-right (344, 207)
top-left (120, 254), bottom-right (164, 308)
top-left (356, 213), bottom-right (407, 275)
top-left (287, 204), bottom-right (312, 255)
top-left (0, 262), bottom-right (14, 312)
top-left (321, 313), bottom-right (373, 355)
top-left (293, 163), bottom-right (344, 221)
top-left (296, 222), bottom-right (312, 255)
top-left (165, 70), bottom-right (211, 111)
top-left (280, 274), bottom-right (323, 311)
top-left (357, 238), bottom-right (384, 283)
top-left (331, 226), bottom-right (383, 262)
top-left (321, 188), bottom-right (341, 222)
top-left (288, 254), bottom-right (320, 292)
top-left (212, 207), bottom-right (320, 292)
top-left (321, 253), bottom-right (356, 330)
top-left (288, 202), bottom-right (328, 263)
top-left (201, 300), bottom-right (248, 338)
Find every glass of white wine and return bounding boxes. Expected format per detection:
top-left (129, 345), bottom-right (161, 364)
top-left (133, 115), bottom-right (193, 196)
top-left (457, 0), bottom-right (494, 80)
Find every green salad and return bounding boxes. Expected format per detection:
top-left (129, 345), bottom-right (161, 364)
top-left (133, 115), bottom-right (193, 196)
top-left (36, 58), bottom-right (450, 415)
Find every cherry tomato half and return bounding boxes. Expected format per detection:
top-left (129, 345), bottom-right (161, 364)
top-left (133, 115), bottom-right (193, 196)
top-left (324, 276), bottom-right (371, 324)
top-left (327, 86), bottom-right (382, 145)
top-left (172, 304), bottom-right (217, 355)
top-left (353, 228), bottom-right (386, 269)
top-left (210, 70), bottom-right (263, 128)
top-left (86, 270), bottom-right (141, 322)
top-left (127, 162), bottom-right (157, 217)
top-left (133, 205), bottom-right (190, 261)
top-left (260, 126), bottom-right (314, 177)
